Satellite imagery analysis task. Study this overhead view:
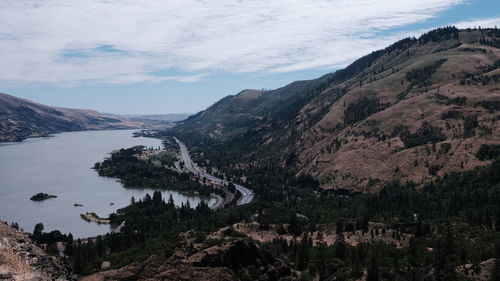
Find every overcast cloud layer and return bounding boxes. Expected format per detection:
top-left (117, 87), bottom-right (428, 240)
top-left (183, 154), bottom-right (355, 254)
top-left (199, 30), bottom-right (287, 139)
top-left (0, 0), bottom-right (497, 85)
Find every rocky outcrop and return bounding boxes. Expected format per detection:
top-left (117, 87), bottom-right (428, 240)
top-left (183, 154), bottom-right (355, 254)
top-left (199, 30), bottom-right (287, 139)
top-left (0, 221), bottom-right (72, 281)
top-left (80, 256), bottom-right (236, 281)
top-left (186, 240), bottom-right (295, 281)
top-left (82, 237), bottom-right (298, 281)
top-left (457, 258), bottom-right (500, 281)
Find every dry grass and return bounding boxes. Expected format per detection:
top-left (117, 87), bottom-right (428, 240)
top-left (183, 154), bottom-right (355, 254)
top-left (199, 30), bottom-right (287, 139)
top-left (294, 37), bottom-right (500, 192)
top-left (223, 222), bottom-right (412, 248)
top-left (0, 247), bottom-right (31, 279)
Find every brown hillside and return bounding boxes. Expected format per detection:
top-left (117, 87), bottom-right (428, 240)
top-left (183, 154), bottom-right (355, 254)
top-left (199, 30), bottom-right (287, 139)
top-left (0, 93), bottom-right (143, 142)
top-left (294, 30), bottom-right (500, 191)
top-left (171, 28), bottom-right (500, 192)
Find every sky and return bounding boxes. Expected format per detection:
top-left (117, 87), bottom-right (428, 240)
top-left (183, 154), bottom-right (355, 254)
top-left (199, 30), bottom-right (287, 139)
top-left (1, 0), bottom-right (499, 114)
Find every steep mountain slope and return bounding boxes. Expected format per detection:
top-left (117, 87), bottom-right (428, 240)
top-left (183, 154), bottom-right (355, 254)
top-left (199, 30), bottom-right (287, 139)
top-left (0, 93), bottom-right (142, 142)
top-left (171, 27), bottom-right (500, 192)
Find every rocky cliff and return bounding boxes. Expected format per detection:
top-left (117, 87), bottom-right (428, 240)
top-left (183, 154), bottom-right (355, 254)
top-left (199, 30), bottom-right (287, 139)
top-left (0, 221), bottom-right (72, 281)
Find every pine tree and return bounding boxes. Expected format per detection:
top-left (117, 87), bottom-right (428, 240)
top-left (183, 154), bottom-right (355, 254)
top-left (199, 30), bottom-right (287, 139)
top-left (296, 232), bottom-right (310, 270)
top-left (491, 259), bottom-right (500, 281)
top-left (367, 252), bottom-right (379, 281)
top-left (334, 233), bottom-right (346, 260)
top-left (65, 233), bottom-right (74, 256)
top-left (32, 223), bottom-right (44, 242)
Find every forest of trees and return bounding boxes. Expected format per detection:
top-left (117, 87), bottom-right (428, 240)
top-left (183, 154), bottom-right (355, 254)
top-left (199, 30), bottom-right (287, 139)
top-left (256, 157), bottom-right (500, 280)
top-left (393, 121), bottom-right (446, 149)
top-left (94, 145), bottom-right (225, 198)
top-left (65, 191), bottom-right (252, 274)
top-left (29, 148), bottom-right (500, 279)
top-left (405, 59), bottom-right (447, 89)
top-left (343, 97), bottom-right (385, 126)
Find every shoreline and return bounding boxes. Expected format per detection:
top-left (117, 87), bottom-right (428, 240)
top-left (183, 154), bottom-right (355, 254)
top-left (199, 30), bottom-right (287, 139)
top-left (209, 194), bottom-right (225, 210)
top-left (80, 212), bottom-right (111, 224)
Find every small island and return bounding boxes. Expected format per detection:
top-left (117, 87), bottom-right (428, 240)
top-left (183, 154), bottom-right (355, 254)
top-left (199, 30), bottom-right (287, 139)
top-left (30, 193), bottom-right (57, 201)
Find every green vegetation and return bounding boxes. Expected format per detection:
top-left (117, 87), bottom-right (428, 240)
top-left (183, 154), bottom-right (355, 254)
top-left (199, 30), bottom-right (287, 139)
top-left (67, 191), bottom-right (253, 274)
top-left (475, 100), bottom-right (500, 113)
top-left (460, 59), bottom-right (500, 86)
top-left (476, 144), bottom-right (500, 160)
top-left (405, 59), bottom-right (447, 88)
top-left (256, 158), bottom-right (500, 280)
top-left (396, 121), bottom-right (446, 149)
top-left (94, 145), bottom-right (224, 197)
top-left (46, 157), bottom-right (500, 279)
top-left (440, 110), bottom-right (463, 120)
top-left (343, 97), bottom-right (386, 126)
top-left (30, 192), bottom-right (57, 201)
top-left (418, 26), bottom-right (459, 44)
top-left (458, 47), bottom-right (487, 53)
top-left (463, 115), bottom-right (479, 138)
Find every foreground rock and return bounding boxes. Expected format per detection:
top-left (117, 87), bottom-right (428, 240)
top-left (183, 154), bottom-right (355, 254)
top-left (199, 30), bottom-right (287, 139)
top-left (81, 233), bottom-right (299, 281)
top-left (80, 258), bottom-right (236, 281)
top-left (0, 221), bottom-right (71, 281)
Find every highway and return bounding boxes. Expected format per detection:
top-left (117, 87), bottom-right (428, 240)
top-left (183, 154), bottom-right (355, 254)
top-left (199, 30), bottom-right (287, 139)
top-left (174, 137), bottom-right (254, 206)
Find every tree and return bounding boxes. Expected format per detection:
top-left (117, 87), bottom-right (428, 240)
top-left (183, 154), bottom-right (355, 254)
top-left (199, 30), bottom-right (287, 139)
top-left (367, 252), bottom-right (379, 281)
top-left (288, 213), bottom-right (302, 236)
top-left (73, 251), bottom-right (84, 274)
top-left (65, 233), bottom-right (74, 256)
top-left (296, 232), bottom-right (310, 270)
top-left (153, 190), bottom-right (162, 204)
top-left (491, 259), bottom-right (500, 281)
top-left (32, 223), bottom-right (44, 242)
top-left (316, 242), bottom-right (327, 281)
top-left (334, 233), bottom-right (346, 260)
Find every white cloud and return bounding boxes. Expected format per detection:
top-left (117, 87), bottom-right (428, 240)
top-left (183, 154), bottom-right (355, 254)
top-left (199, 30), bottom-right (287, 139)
top-left (0, 0), bottom-right (476, 85)
top-left (454, 16), bottom-right (500, 29)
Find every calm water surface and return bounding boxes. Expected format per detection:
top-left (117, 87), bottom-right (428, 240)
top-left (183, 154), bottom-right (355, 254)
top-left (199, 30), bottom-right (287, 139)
top-left (0, 130), bottom-right (211, 238)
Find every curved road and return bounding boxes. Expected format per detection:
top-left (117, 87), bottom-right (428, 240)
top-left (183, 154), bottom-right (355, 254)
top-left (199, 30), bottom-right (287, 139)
top-left (174, 137), bottom-right (254, 206)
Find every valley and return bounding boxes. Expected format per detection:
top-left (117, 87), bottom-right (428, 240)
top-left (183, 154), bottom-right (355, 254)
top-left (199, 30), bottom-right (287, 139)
top-left (1, 27), bottom-right (500, 281)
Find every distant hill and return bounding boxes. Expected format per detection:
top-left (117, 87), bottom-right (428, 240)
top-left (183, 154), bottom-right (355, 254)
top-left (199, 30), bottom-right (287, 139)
top-left (111, 113), bottom-right (191, 122)
top-left (0, 93), bottom-right (143, 142)
top-left (169, 27), bottom-right (500, 192)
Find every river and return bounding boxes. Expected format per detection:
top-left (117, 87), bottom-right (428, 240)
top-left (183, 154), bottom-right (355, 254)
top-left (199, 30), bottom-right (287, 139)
top-left (0, 130), bottom-right (212, 238)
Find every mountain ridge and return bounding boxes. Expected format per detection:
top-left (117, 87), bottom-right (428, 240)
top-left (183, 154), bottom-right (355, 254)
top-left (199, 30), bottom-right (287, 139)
top-left (169, 27), bottom-right (500, 192)
top-left (0, 92), bottom-right (143, 142)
